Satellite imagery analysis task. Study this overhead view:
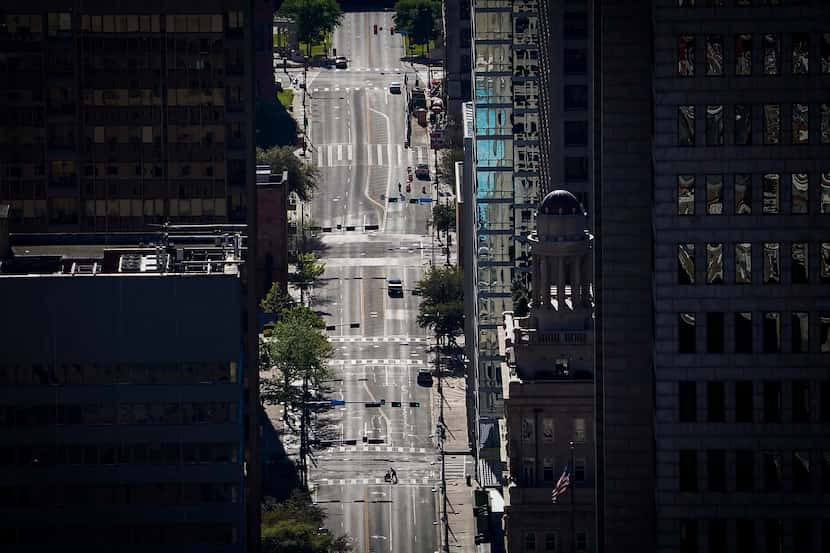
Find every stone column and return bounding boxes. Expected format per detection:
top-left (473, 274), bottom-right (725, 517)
top-left (541, 256), bottom-right (551, 308)
top-left (556, 256), bottom-right (565, 309)
top-left (574, 254), bottom-right (582, 306)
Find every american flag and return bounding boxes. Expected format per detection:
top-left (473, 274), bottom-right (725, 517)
top-left (551, 465), bottom-right (570, 504)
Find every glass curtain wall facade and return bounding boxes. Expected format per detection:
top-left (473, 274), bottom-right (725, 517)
top-left (472, 0), bottom-right (541, 460)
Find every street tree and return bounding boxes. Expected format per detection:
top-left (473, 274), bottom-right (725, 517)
top-left (260, 281), bottom-right (294, 320)
top-left (393, 0), bottom-right (441, 53)
top-left (261, 306), bottom-right (332, 421)
top-left (437, 146), bottom-right (462, 184)
top-left (279, 0), bottom-right (344, 58)
top-left (431, 203), bottom-right (456, 236)
top-left (262, 490), bottom-right (352, 552)
top-left (290, 252), bottom-right (325, 305)
top-left (257, 146), bottom-right (319, 202)
top-left (416, 264), bottom-right (464, 346)
top-left (511, 278), bottom-right (530, 318)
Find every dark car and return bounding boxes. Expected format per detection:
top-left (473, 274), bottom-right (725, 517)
top-left (335, 56), bottom-right (348, 69)
top-left (415, 163), bottom-right (430, 180)
top-left (387, 278), bottom-right (403, 298)
top-left (416, 368), bottom-right (433, 386)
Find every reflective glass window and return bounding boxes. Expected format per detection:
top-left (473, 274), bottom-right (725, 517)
top-left (791, 173), bottom-right (808, 214)
top-left (678, 35), bottom-right (695, 76)
top-left (792, 32), bottom-right (810, 74)
top-left (735, 34), bottom-right (752, 75)
top-left (736, 243), bottom-right (752, 284)
top-left (791, 313), bottom-right (809, 353)
top-left (678, 175), bottom-right (695, 215)
top-left (706, 243), bottom-right (724, 284)
top-left (734, 174), bottom-right (752, 214)
top-left (763, 314), bottom-right (781, 353)
top-left (763, 104), bottom-right (780, 144)
top-left (821, 104), bottom-right (830, 144)
top-left (678, 243), bottom-right (695, 284)
top-left (762, 242), bottom-right (780, 284)
top-left (734, 104), bottom-right (751, 145)
top-left (791, 242), bottom-right (809, 284)
top-left (706, 35), bottom-right (723, 75)
top-left (821, 243), bottom-right (830, 284)
top-left (678, 106), bottom-right (695, 146)
top-left (821, 312), bottom-right (830, 352)
top-left (706, 175), bottom-right (723, 214)
top-left (679, 313), bottom-right (696, 353)
top-left (706, 105), bottom-right (723, 145)
top-left (823, 33), bottom-right (830, 74)
top-left (792, 104), bottom-right (809, 144)
top-left (762, 173), bottom-right (780, 213)
top-left (735, 313), bottom-right (753, 354)
top-left (763, 34), bottom-right (780, 75)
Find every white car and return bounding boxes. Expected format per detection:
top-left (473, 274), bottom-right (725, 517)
top-left (389, 82), bottom-right (402, 94)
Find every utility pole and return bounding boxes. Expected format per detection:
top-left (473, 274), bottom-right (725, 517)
top-left (436, 330), bottom-right (449, 553)
top-left (299, 366), bottom-right (310, 488)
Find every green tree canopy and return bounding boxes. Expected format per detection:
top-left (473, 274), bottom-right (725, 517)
top-left (260, 281), bottom-right (294, 318)
top-left (256, 146), bottom-right (319, 202)
top-left (416, 264), bottom-right (464, 343)
top-left (431, 203), bottom-right (456, 236)
top-left (279, 0), bottom-right (344, 56)
top-left (289, 251), bottom-right (326, 305)
top-left (262, 491), bottom-right (352, 552)
top-left (393, 0), bottom-right (441, 48)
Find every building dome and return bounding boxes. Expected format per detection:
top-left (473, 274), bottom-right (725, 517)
top-left (538, 190), bottom-right (585, 216)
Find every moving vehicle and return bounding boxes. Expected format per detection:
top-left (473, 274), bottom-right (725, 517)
top-left (335, 56), bottom-right (348, 69)
top-left (416, 368), bottom-right (433, 386)
top-left (387, 277), bottom-right (403, 298)
top-left (415, 163), bottom-right (430, 180)
top-left (389, 82), bottom-right (402, 94)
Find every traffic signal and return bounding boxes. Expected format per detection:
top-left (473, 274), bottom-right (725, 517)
top-left (409, 402), bottom-right (420, 408)
top-left (373, 24), bottom-right (378, 35)
top-left (391, 401), bottom-right (402, 407)
top-left (390, 27), bottom-right (395, 35)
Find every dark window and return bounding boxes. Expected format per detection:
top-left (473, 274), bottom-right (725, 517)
top-left (564, 49), bottom-right (587, 75)
top-left (564, 157), bottom-right (587, 182)
top-left (706, 313), bottom-right (724, 354)
top-left (822, 247), bottom-right (830, 283)
top-left (791, 243), bottom-right (808, 284)
top-left (564, 121), bottom-right (588, 146)
top-left (763, 312), bottom-right (781, 353)
top-left (678, 243), bottom-right (695, 284)
top-left (823, 33), bottom-right (830, 74)
top-left (763, 104), bottom-right (781, 144)
top-left (707, 381), bottom-right (725, 422)
top-left (736, 520), bottom-right (755, 553)
top-left (822, 382), bottom-right (830, 422)
top-left (822, 451), bottom-right (830, 491)
top-left (793, 521), bottom-right (812, 553)
top-left (680, 520), bottom-right (698, 553)
top-left (791, 173), bottom-right (809, 213)
top-left (735, 450), bottom-right (754, 491)
top-left (735, 34), bottom-right (752, 75)
top-left (763, 173), bottom-right (780, 213)
top-left (708, 520), bottom-right (726, 553)
top-left (678, 175), bottom-right (695, 215)
top-left (735, 312), bottom-right (753, 353)
top-left (706, 243), bottom-right (723, 283)
top-left (706, 175), bottom-right (723, 214)
top-left (793, 451), bottom-right (811, 492)
top-left (679, 381), bottom-right (696, 422)
top-left (678, 105), bottom-right (696, 146)
top-left (679, 313), bottom-right (696, 353)
top-left (792, 381), bottom-right (810, 422)
top-left (762, 243), bottom-right (780, 284)
top-left (564, 86), bottom-right (587, 111)
top-left (563, 14), bottom-right (587, 39)
top-left (765, 520), bottom-right (783, 553)
top-left (679, 450), bottom-right (697, 492)
top-left (706, 35), bottom-right (723, 75)
top-left (792, 103), bottom-right (809, 144)
top-left (706, 105), bottom-right (723, 145)
top-left (792, 32), bottom-right (810, 74)
top-left (822, 312), bottom-right (830, 352)
top-left (763, 381), bottom-right (781, 422)
top-left (734, 105), bottom-right (751, 145)
top-left (678, 35), bottom-right (695, 76)
top-left (707, 450), bottom-right (725, 491)
top-left (763, 33), bottom-right (780, 75)
top-left (735, 381), bottom-right (753, 423)
top-left (763, 452), bottom-right (782, 491)
top-left (734, 174), bottom-right (752, 214)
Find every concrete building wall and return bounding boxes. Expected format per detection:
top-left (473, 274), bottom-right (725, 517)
top-left (443, 0), bottom-right (471, 118)
top-left (256, 176), bottom-right (288, 294)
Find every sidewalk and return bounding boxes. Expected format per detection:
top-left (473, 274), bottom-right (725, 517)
top-left (434, 370), bottom-right (476, 551)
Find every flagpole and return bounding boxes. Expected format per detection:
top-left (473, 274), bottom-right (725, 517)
top-left (570, 440), bottom-right (575, 553)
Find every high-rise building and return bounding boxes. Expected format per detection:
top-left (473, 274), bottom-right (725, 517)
top-left (442, 0), bottom-right (472, 118)
top-left (0, 4), bottom-right (256, 234)
top-left (0, 229), bottom-right (250, 551)
top-left (500, 190), bottom-right (596, 553)
top-left (467, 0), bottom-right (543, 469)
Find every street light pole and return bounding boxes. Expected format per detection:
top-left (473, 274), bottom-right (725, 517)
top-left (570, 440), bottom-right (576, 553)
top-left (435, 329), bottom-right (449, 553)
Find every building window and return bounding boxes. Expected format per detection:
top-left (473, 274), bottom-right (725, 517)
top-left (680, 520), bottom-right (698, 553)
top-left (733, 174), bottom-right (752, 214)
top-left (679, 313), bottom-right (696, 353)
top-left (678, 105), bottom-right (696, 146)
top-left (792, 104), bottom-right (809, 144)
top-left (573, 418), bottom-right (586, 442)
top-left (522, 457), bottom-right (536, 485)
top-left (564, 157), bottom-right (588, 182)
top-left (574, 458), bottom-right (586, 483)
top-left (791, 173), bottom-right (809, 214)
top-left (791, 312), bottom-right (809, 353)
top-left (542, 417), bottom-right (554, 442)
top-left (823, 33), bottom-right (830, 74)
top-left (765, 520), bottom-right (783, 553)
top-left (706, 105), bottom-right (723, 145)
top-left (678, 243), bottom-right (695, 284)
top-left (762, 243), bottom-right (780, 284)
top-left (564, 49), bottom-right (587, 75)
top-left (706, 35), bottom-right (723, 75)
top-left (707, 450), bottom-right (726, 492)
top-left (823, 383), bottom-right (830, 422)
top-left (544, 532), bottom-right (559, 552)
top-left (522, 416), bottom-right (535, 441)
top-left (736, 520), bottom-right (755, 553)
top-left (575, 531), bottom-right (587, 552)
top-left (763, 104), bottom-right (781, 144)
top-left (763, 313), bottom-right (781, 353)
top-left (823, 174), bottom-right (830, 213)
top-left (525, 532), bottom-right (537, 552)
top-left (678, 175), bottom-right (695, 215)
top-left (735, 381), bottom-right (754, 422)
top-left (821, 312), bottom-right (830, 352)
top-left (822, 245), bottom-right (830, 284)
top-left (705, 175), bottom-right (723, 213)
top-left (735, 34), bottom-right (752, 75)
top-left (706, 243), bottom-right (724, 284)
top-left (821, 104), bottom-right (830, 144)
top-left (762, 173), bottom-right (780, 213)
top-left (793, 521), bottom-right (812, 552)
top-left (791, 242), bottom-right (809, 283)
top-left (679, 381), bottom-right (697, 422)
top-left (823, 451), bottom-right (830, 491)
top-left (706, 314), bottom-right (724, 354)
top-left (564, 86), bottom-right (588, 111)
top-left (792, 381), bottom-right (810, 422)
top-left (764, 381), bottom-right (782, 422)
top-left (763, 452), bottom-right (783, 491)
top-left (708, 520), bottom-right (726, 553)
top-left (543, 458), bottom-right (555, 482)
top-left (735, 450), bottom-right (754, 491)
top-left (792, 32), bottom-right (810, 74)
top-left (707, 381), bottom-right (725, 421)
top-left (678, 35), bottom-right (696, 76)
top-left (763, 33), bottom-right (780, 75)
top-left (564, 121), bottom-right (588, 146)
top-left (734, 104), bottom-right (751, 145)
top-left (563, 13), bottom-right (587, 39)
top-left (679, 450), bottom-right (697, 491)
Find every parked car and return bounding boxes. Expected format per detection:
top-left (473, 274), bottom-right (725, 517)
top-left (387, 277), bottom-right (403, 298)
top-left (416, 368), bottom-right (433, 386)
top-left (415, 163), bottom-right (430, 180)
top-left (335, 56), bottom-right (348, 69)
top-left (389, 82), bottom-right (402, 94)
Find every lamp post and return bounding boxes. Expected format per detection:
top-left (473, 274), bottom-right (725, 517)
top-left (570, 440), bottom-right (576, 553)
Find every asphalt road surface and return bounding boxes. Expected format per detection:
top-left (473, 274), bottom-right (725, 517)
top-left (304, 11), bottom-right (440, 553)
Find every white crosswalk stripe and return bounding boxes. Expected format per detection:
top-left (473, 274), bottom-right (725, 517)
top-left (329, 335), bottom-right (427, 344)
top-left (328, 358), bottom-right (427, 366)
top-left (376, 144), bottom-right (383, 166)
top-left (327, 144), bottom-right (334, 167)
top-left (367, 144), bottom-right (373, 166)
top-left (317, 146), bottom-right (323, 167)
top-left (397, 144), bottom-right (404, 166)
top-left (347, 144), bottom-right (353, 161)
top-left (337, 143), bottom-right (343, 161)
top-left (312, 144), bottom-right (419, 167)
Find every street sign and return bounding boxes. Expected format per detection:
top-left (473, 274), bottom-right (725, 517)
top-left (330, 399), bottom-right (346, 406)
top-left (419, 197), bottom-right (433, 204)
top-left (409, 402), bottom-right (420, 407)
top-left (391, 401), bottom-right (402, 407)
